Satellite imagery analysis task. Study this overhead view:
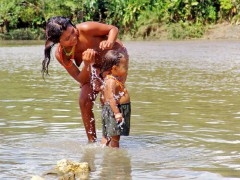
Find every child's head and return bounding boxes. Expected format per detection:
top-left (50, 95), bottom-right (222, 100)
top-left (100, 50), bottom-right (128, 78)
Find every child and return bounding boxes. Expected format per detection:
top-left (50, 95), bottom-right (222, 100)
top-left (100, 50), bottom-right (131, 148)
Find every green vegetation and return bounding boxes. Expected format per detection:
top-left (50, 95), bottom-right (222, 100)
top-left (0, 0), bottom-right (240, 40)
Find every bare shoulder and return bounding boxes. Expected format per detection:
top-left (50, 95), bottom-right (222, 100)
top-left (105, 77), bottom-right (117, 87)
top-left (77, 22), bottom-right (99, 31)
top-left (77, 21), bottom-right (114, 33)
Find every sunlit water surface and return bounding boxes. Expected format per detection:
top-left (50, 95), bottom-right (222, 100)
top-left (0, 40), bottom-right (240, 180)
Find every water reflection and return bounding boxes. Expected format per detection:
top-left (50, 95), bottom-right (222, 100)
top-left (0, 40), bottom-right (240, 179)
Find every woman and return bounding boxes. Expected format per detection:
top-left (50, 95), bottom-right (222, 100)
top-left (42, 16), bottom-right (129, 143)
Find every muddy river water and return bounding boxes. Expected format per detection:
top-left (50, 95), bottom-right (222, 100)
top-left (0, 40), bottom-right (240, 179)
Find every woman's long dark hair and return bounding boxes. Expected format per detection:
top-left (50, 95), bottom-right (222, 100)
top-left (42, 16), bottom-right (75, 78)
top-left (100, 50), bottom-right (123, 78)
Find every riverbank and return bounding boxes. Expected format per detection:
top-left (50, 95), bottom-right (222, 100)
top-left (203, 22), bottom-right (240, 40)
top-left (122, 22), bottom-right (240, 41)
top-left (1, 22), bottom-right (240, 42)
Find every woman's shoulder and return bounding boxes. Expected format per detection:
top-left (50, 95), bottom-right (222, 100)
top-left (76, 21), bottom-right (101, 31)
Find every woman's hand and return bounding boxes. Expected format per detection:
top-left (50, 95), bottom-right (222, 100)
top-left (99, 40), bottom-right (114, 50)
top-left (82, 49), bottom-right (97, 65)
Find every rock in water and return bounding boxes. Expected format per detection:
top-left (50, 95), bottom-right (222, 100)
top-left (56, 159), bottom-right (90, 174)
top-left (33, 159), bottom-right (90, 180)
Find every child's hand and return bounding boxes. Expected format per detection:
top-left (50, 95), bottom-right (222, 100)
top-left (99, 40), bottom-right (114, 50)
top-left (82, 49), bottom-right (97, 65)
top-left (115, 113), bottom-right (123, 123)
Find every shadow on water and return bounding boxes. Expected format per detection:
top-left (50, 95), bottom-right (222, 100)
top-left (0, 40), bottom-right (240, 179)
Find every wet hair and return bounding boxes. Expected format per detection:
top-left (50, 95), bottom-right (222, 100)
top-left (100, 50), bottom-right (124, 78)
top-left (42, 16), bottom-right (75, 78)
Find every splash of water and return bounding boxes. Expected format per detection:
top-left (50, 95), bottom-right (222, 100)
top-left (90, 64), bottom-right (104, 92)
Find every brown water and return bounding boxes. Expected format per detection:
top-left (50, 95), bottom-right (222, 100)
top-left (0, 40), bottom-right (240, 180)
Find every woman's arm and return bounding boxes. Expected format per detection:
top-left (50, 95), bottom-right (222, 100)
top-left (78, 22), bottom-right (119, 50)
top-left (55, 47), bottom-right (96, 85)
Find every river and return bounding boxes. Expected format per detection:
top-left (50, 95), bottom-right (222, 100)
top-left (0, 40), bottom-right (240, 179)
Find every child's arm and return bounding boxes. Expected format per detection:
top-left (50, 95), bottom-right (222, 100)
top-left (105, 78), bottom-right (123, 122)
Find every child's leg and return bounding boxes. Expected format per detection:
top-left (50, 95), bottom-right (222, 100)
top-left (109, 135), bottom-right (120, 148)
top-left (101, 136), bottom-right (110, 146)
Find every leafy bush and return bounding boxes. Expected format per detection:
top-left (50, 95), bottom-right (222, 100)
top-left (7, 28), bottom-right (44, 40)
top-left (1, 0), bottom-right (240, 40)
top-left (167, 22), bottom-right (206, 39)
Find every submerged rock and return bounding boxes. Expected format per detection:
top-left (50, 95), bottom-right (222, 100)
top-left (56, 159), bottom-right (90, 174)
top-left (32, 159), bottom-right (90, 180)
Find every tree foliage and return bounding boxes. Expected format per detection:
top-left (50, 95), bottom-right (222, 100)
top-left (0, 0), bottom-right (240, 39)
